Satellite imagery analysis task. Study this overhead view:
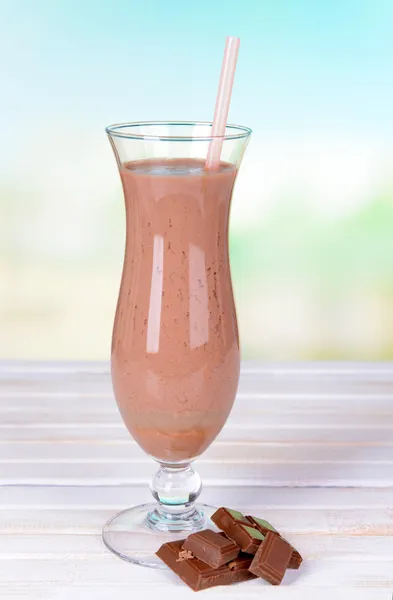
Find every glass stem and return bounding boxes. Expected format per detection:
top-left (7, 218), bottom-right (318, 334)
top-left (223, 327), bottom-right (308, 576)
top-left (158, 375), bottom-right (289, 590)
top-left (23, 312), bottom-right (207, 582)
top-left (146, 462), bottom-right (204, 532)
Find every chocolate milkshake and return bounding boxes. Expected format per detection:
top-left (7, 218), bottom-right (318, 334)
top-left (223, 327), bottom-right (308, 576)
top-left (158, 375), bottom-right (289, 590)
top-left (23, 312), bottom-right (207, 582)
top-left (111, 158), bottom-right (240, 463)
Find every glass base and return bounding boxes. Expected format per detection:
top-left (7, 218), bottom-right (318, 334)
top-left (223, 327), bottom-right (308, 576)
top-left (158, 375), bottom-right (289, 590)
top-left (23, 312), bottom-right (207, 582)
top-left (102, 502), bottom-right (217, 568)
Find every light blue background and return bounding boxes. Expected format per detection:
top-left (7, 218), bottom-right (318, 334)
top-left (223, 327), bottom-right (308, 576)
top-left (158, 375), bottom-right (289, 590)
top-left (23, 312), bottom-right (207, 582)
top-left (1, 0), bottom-right (393, 142)
top-left (1, 0), bottom-right (393, 360)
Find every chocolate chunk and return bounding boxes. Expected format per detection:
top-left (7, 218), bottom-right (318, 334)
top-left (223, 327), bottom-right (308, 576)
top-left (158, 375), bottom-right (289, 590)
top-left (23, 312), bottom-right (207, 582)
top-left (246, 516), bottom-right (280, 536)
top-left (225, 523), bottom-right (265, 554)
top-left (246, 515), bottom-right (302, 569)
top-left (249, 531), bottom-right (293, 585)
top-left (182, 529), bottom-right (240, 568)
top-left (211, 507), bottom-right (265, 554)
top-left (217, 531), bottom-right (231, 539)
top-left (211, 507), bottom-right (251, 531)
top-left (156, 539), bottom-right (255, 591)
top-left (226, 553), bottom-right (257, 580)
top-left (288, 548), bottom-right (303, 570)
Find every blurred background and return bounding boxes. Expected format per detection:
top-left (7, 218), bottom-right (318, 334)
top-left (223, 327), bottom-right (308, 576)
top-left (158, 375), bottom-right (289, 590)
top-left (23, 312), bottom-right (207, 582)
top-left (1, 0), bottom-right (393, 361)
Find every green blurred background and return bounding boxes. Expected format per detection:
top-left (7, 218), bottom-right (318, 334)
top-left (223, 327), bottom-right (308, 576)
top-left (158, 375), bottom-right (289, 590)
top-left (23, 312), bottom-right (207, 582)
top-left (1, 0), bottom-right (393, 360)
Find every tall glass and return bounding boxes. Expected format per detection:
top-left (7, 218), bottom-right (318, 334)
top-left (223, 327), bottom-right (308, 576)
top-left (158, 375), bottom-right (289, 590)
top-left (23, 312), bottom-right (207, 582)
top-left (102, 122), bottom-right (251, 567)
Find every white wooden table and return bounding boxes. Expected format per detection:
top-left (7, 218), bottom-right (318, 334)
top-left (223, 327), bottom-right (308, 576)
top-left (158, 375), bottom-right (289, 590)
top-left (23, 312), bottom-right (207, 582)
top-left (1, 361), bottom-right (392, 599)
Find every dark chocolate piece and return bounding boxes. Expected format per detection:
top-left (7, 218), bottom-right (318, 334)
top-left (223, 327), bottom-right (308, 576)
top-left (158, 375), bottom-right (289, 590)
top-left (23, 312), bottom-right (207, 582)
top-left (249, 531), bottom-right (292, 585)
top-left (246, 515), bottom-right (302, 569)
top-left (182, 529), bottom-right (240, 568)
top-left (156, 539), bottom-right (255, 591)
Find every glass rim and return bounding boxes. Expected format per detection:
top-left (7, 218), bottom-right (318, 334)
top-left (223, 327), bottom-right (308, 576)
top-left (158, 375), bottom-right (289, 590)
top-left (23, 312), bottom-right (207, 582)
top-left (105, 121), bottom-right (252, 142)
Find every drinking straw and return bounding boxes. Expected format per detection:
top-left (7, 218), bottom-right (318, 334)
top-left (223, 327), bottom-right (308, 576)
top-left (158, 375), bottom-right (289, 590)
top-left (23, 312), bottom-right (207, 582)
top-left (205, 36), bottom-right (240, 170)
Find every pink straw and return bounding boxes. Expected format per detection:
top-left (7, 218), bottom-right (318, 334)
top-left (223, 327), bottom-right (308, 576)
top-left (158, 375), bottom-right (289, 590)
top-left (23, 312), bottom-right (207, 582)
top-left (206, 36), bottom-right (240, 170)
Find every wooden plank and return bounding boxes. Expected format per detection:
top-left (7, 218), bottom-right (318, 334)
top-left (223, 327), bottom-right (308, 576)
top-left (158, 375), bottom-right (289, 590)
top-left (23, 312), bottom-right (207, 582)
top-left (6, 409), bottom-right (393, 426)
top-left (1, 485), bottom-right (392, 510)
top-left (2, 440), bottom-right (392, 463)
top-left (1, 423), bottom-right (392, 446)
top-left (1, 362), bottom-right (393, 396)
top-left (0, 508), bottom-right (391, 536)
top-left (2, 381), bottom-right (393, 399)
top-left (2, 392), bottom-right (393, 414)
top-left (1, 360), bottom-right (393, 375)
top-left (0, 533), bottom-right (392, 560)
top-left (0, 361), bottom-right (108, 375)
top-left (0, 583), bottom-right (388, 600)
top-left (0, 459), bottom-right (392, 487)
top-left (2, 402), bottom-right (393, 422)
top-left (0, 556), bottom-right (391, 587)
top-left (1, 375), bottom-right (393, 399)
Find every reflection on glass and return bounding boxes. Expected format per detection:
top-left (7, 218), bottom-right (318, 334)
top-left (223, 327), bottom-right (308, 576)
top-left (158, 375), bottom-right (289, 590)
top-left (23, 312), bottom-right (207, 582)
top-left (189, 243), bottom-right (209, 349)
top-left (146, 234), bottom-right (164, 354)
